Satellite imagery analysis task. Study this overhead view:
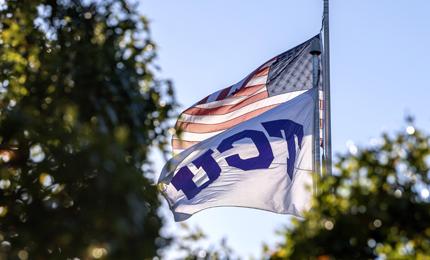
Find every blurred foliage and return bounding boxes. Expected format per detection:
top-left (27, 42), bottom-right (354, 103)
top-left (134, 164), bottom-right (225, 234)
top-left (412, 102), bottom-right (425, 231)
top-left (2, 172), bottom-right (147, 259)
top-left (0, 0), bottom-right (176, 259)
top-left (270, 121), bottom-right (430, 259)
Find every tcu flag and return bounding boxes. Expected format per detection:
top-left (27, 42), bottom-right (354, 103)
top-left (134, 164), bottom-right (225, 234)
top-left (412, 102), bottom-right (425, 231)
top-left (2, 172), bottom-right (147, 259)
top-left (159, 91), bottom-right (317, 221)
top-left (159, 36), bottom-right (320, 221)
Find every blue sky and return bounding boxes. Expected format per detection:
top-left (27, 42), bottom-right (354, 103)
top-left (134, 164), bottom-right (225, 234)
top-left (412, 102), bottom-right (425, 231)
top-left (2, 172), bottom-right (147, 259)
top-left (141, 0), bottom-right (430, 257)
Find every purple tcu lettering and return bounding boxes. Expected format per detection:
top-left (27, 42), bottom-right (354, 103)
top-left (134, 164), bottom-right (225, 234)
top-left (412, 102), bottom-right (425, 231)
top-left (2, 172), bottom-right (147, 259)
top-left (261, 119), bottom-right (304, 180)
top-left (217, 129), bottom-right (274, 170)
top-left (171, 119), bottom-right (304, 199)
top-left (171, 149), bottom-right (221, 200)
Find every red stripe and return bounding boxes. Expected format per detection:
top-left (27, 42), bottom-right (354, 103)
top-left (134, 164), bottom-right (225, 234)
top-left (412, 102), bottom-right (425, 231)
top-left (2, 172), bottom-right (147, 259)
top-left (183, 91), bottom-right (268, 116)
top-left (233, 84), bottom-right (265, 97)
top-left (234, 59), bottom-right (273, 96)
top-left (177, 104), bottom-right (278, 134)
top-left (254, 67), bottom-right (269, 77)
top-left (195, 62), bottom-right (270, 106)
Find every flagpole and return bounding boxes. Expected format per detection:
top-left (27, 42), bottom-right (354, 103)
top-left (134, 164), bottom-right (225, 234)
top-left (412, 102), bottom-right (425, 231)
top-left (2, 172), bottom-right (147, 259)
top-left (310, 38), bottom-right (321, 179)
top-left (323, 0), bottom-right (332, 176)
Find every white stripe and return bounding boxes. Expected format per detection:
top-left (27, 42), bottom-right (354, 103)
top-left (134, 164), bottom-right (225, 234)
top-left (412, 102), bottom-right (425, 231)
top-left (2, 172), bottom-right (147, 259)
top-left (246, 75), bottom-right (267, 87)
top-left (195, 96), bottom-right (247, 109)
top-left (254, 86), bottom-right (268, 94)
top-left (193, 87), bottom-right (267, 110)
top-left (174, 130), bottom-right (224, 142)
top-left (179, 90), bottom-right (308, 125)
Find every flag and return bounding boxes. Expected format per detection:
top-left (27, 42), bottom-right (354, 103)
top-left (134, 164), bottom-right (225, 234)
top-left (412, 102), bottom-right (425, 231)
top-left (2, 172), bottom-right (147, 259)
top-left (159, 89), bottom-right (317, 221)
top-left (172, 35), bottom-right (322, 155)
top-left (159, 36), bottom-right (321, 221)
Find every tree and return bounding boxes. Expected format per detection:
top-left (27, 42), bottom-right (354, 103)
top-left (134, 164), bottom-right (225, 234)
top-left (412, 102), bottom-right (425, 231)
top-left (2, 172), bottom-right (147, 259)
top-left (271, 120), bottom-right (430, 259)
top-left (0, 0), bottom-right (175, 259)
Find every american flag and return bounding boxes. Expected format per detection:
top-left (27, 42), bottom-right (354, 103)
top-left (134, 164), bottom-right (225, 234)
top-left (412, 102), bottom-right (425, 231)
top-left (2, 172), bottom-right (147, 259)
top-left (173, 35), bottom-right (323, 155)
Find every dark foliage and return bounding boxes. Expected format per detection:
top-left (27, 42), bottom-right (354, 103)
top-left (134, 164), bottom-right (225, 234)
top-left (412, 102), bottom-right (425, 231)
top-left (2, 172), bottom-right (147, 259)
top-left (271, 121), bottom-right (430, 259)
top-left (0, 0), bottom-right (175, 259)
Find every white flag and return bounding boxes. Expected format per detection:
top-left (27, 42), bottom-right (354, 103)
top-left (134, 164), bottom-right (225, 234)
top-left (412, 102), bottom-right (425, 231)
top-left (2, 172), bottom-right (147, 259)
top-left (159, 89), bottom-right (316, 221)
